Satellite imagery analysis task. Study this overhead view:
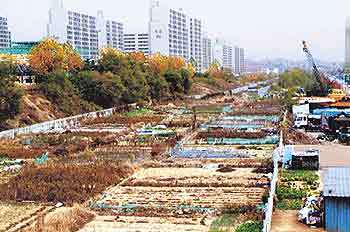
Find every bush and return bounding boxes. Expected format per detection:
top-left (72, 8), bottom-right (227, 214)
top-left (282, 170), bottom-right (319, 184)
top-left (235, 221), bottom-right (263, 232)
top-left (276, 186), bottom-right (308, 200)
top-left (0, 75), bottom-right (23, 129)
top-left (276, 199), bottom-right (303, 210)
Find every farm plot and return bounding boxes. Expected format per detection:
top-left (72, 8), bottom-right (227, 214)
top-left (0, 202), bottom-right (47, 232)
top-left (201, 115), bottom-right (279, 131)
top-left (122, 167), bottom-right (270, 188)
top-left (92, 158), bottom-right (270, 219)
top-left (0, 162), bottom-right (134, 204)
top-left (174, 144), bottom-right (275, 159)
top-left (94, 186), bottom-right (266, 215)
top-left (79, 216), bottom-right (209, 232)
top-left (143, 157), bottom-right (273, 169)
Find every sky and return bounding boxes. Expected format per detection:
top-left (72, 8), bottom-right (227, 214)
top-left (1, 0), bottom-right (349, 62)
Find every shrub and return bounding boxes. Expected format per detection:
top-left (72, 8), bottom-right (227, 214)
top-left (276, 199), bottom-right (304, 210)
top-left (276, 186), bottom-right (308, 200)
top-left (24, 205), bottom-right (95, 232)
top-left (235, 221), bottom-right (263, 232)
top-left (281, 170), bottom-right (319, 184)
top-left (0, 75), bottom-right (23, 129)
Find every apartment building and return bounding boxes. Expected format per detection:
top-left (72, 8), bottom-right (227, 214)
top-left (223, 44), bottom-right (233, 71)
top-left (202, 34), bottom-right (212, 71)
top-left (124, 33), bottom-right (149, 55)
top-left (0, 16), bottom-right (11, 48)
top-left (234, 46), bottom-right (245, 74)
top-left (212, 38), bottom-right (233, 71)
top-left (149, 0), bottom-right (202, 71)
top-left (47, 0), bottom-right (124, 59)
top-left (189, 18), bottom-right (202, 71)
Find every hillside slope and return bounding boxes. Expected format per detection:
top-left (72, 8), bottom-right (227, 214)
top-left (5, 88), bottom-right (65, 129)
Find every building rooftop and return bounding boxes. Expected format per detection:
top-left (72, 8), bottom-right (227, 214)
top-left (0, 41), bottom-right (39, 55)
top-left (324, 167), bottom-right (350, 197)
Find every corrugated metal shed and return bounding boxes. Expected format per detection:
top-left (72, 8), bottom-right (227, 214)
top-left (324, 168), bottom-right (350, 232)
top-left (324, 168), bottom-right (350, 197)
top-left (325, 197), bottom-right (350, 232)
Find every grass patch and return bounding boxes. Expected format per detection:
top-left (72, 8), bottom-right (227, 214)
top-left (235, 221), bottom-right (263, 232)
top-left (276, 170), bottom-right (319, 210)
top-left (210, 214), bottom-right (237, 232)
top-left (276, 186), bottom-right (308, 200)
top-left (125, 108), bottom-right (153, 117)
top-left (276, 199), bottom-right (303, 210)
top-left (281, 170), bottom-right (319, 184)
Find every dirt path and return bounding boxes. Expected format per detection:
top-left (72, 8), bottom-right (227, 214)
top-left (271, 210), bottom-right (325, 232)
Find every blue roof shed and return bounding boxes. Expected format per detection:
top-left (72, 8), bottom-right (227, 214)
top-left (324, 168), bottom-right (350, 232)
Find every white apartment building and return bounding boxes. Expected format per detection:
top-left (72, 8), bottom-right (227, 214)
top-left (149, 0), bottom-right (202, 71)
top-left (47, 0), bottom-right (124, 59)
top-left (345, 17), bottom-right (350, 68)
top-left (190, 18), bottom-right (202, 71)
top-left (124, 33), bottom-right (149, 55)
top-left (223, 44), bottom-right (233, 71)
top-left (0, 16), bottom-right (11, 48)
top-left (234, 46), bottom-right (245, 74)
top-left (202, 34), bottom-right (212, 71)
top-left (212, 38), bottom-right (233, 71)
top-left (105, 19), bottom-right (124, 51)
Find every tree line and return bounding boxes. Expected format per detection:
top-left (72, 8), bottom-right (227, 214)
top-left (0, 39), bottom-right (199, 129)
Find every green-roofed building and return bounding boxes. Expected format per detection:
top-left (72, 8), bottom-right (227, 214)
top-left (0, 41), bottom-right (39, 55)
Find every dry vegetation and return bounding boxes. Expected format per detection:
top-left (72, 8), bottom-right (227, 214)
top-left (81, 114), bottom-right (164, 127)
top-left (23, 205), bottom-right (95, 232)
top-left (0, 162), bottom-right (134, 204)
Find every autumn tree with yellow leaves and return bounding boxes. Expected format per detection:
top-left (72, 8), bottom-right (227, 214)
top-left (29, 39), bottom-right (83, 75)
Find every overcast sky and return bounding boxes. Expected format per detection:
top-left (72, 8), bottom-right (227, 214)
top-left (1, 0), bottom-right (349, 61)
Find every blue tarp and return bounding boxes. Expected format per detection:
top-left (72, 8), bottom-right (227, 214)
top-left (207, 136), bottom-right (279, 145)
top-left (312, 108), bottom-right (350, 117)
top-left (201, 124), bottom-right (266, 130)
top-left (175, 149), bottom-right (250, 159)
top-left (283, 145), bottom-right (294, 168)
top-left (35, 152), bottom-right (49, 165)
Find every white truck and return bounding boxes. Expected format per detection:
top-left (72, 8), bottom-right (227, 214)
top-left (294, 113), bottom-right (308, 129)
top-left (294, 113), bottom-right (322, 130)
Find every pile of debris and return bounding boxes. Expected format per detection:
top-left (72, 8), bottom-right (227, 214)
top-left (298, 196), bottom-right (324, 228)
top-left (284, 128), bottom-right (320, 145)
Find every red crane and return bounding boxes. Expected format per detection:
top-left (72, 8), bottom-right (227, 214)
top-left (302, 41), bottom-right (341, 89)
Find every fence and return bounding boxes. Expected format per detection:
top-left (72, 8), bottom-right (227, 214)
top-left (0, 107), bottom-right (121, 140)
top-left (262, 131), bottom-right (284, 232)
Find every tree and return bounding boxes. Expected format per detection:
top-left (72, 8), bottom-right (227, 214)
top-left (120, 66), bottom-right (150, 104)
top-left (98, 47), bottom-right (126, 73)
top-left (278, 68), bottom-right (329, 96)
top-left (0, 56), bottom-right (16, 76)
top-left (145, 72), bottom-right (169, 101)
top-left (0, 63), bottom-right (23, 128)
top-left (147, 53), bottom-right (169, 74)
top-left (39, 71), bottom-right (95, 115)
top-left (29, 39), bottom-right (83, 76)
top-left (128, 51), bottom-right (146, 64)
top-left (71, 71), bottom-right (125, 108)
top-left (180, 68), bottom-right (192, 94)
top-left (207, 62), bottom-right (224, 79)
top-left (164, 70), bottom-right (184, 95)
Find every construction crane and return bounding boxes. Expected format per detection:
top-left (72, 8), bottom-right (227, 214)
top-left (302, 40), bottom-right (341, 89)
